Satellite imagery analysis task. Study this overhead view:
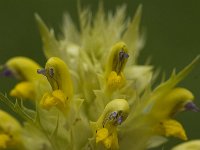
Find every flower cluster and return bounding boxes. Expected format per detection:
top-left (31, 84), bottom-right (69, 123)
top-left (0, 4), bottom-right (199, 150)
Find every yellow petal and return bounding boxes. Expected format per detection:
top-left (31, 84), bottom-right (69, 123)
top-left (52, 90), bottom-right (69, 112)
top-left (0, 134), bottom-right (10, 149)
top-left (6, 57), bottom-right (42, 81)
top-left (40, 90), bottom-right (68, 112)
top-left (0, 110), bottom-right (22, 148)
top-left (40, 92), bottom-right (57, 110)
top-left (0, 110), bottom-right (22, 134)
top-left (96, 128), bottom-right (109, 143)
top-left (103, 130), bottom-right (119, 150)
top-left (103, 135), bottom-right (113, 149)
top-left (156, 119), bottom-right (187, 141)
top-left (172, 140), bottom-right (200, 150)
top-left (111, 130), bottom-right (119, 150)
top-left (52, 90), bottom-right (67, 104)
top-left (107, 71), bottom-right (125, 90)
top-left (10, 81), bottom-right (36, 100)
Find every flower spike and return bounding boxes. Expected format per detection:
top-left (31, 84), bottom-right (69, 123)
top-left (1, 4), bottom-right (200, 150)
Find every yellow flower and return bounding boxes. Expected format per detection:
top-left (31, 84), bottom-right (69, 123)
top-left (149, 88), bottom-right (198, 140)
top-left (120, 56), bottom-right (200, 150)
top-left (0, 3), bottom-right (200, 150)
top-left (96, 128), bottom-right (118, 149)
top-left (91, 99), bottom-right (130, 149)
top-left (0, 134), bottom-right (10, 149)
top-left (0, 110), bottom-right (22, 149)
top-left (150, 88), bottom-right (195, 119)
top-left (107, 71), bottom-right (125, 90)
top-left (39, 57), bottom-right (73, 113)
top-left (105, 42), bottom-right (129, 92)
top-left (2, 57), bottom-right (47, 100)
top-left (10, 81), bottom-right (36, 100)
top-left (40, 90), bottom-right (67, 112)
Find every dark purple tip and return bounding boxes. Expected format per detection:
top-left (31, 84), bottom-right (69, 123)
top-left (0, 66), bottom-right (13, 77)
top-left (119, 51), bottom-right (129, 62)
top-left (37, 68), bottom-right (46, 76)
top-left (117, 116), bottom-right (123, 125)
top-left (185, 102), bottom-right (200, 112)
top-left (124, 53), bottom-right (129, 59)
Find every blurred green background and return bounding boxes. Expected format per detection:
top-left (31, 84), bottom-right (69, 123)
top-left (0, 0), bottom-right (200, 149)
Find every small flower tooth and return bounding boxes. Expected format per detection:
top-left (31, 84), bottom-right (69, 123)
top-left (37, 68), bottom-right (46, 76)
top-left (0, 66), bottom-right (13, 77)
top-left (119, 50), bottom-right (129, 62)
top-left (124, 52), bottom-right (129, 59)
top-left (184, 102), bottom-right (200, 112)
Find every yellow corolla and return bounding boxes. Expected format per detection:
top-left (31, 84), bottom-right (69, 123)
top-left (91, 99), bottom-right (130, 149)
top-left (38, 57), bottom-right (74, 113)
top-left (0, 110), bottom-right (23, 149)
top-left (105, 42), bottom-right (129, 92)
top-left (150, 87), bottom-right (198, 140)
top-left (2, 57), bottom-right (47, 100)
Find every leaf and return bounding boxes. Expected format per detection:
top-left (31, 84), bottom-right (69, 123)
top-left (154, 55), bottom-right (200, 94)
top-left (122, 4), bottom-right (143, 64)
top-left (0, 93), bottom-right (34, 122)
top-left (35, 13), bottom-right (61, 59)
top-left (140, 55), bottom-right (200, 114)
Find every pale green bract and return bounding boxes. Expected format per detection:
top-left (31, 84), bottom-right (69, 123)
top-left (0, 4), bottom-right (199, 150)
